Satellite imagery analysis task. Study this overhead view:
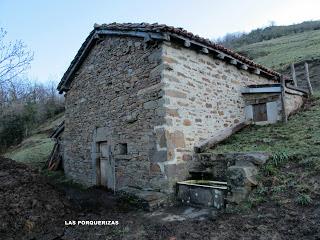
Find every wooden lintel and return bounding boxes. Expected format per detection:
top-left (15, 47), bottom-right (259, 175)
top-left (201, 47), bottom-right (209, 54)
top-left (230, 59), bottom-right (237, 65)
top-left (184, 40), bottom-right (191, 47)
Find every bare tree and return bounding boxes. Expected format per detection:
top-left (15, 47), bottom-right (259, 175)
top-left (0, 28), bottom-right (33, 85)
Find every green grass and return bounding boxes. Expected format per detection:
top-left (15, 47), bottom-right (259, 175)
top-left (5, 134), bottom-right (54, 169)
top-left (213, 93), bottom-right (320, 209)
top-left (296, 193), bottom-right (312, 206)
top-left (236, 30), bottom-right (320, 70)
top-left (213, 93), bottom-right (320, 159)
top-left (35, 112), bottom-right (64, 134)
top-left (4, 113), bottom-right (64, 169)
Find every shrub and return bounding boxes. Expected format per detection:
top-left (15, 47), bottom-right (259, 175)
top-left (0, 113), bottom-right (26, 152)
top-left (296, 194), bottom-right (312, 206)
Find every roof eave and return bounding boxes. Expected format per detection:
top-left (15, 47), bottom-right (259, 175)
top-left (57, 26), bottom-right (283, 93)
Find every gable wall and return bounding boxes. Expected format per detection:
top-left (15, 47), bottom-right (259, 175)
top-left (63, 36), bottom-right (166, 189)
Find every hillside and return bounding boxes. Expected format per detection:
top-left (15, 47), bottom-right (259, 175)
top-left (221, 20), bottom-right (320, 49)
top-left (210, 93), bottom-right (320, 221)
top-left (220, 21), bottom-right (320, 90)
top-left (236, 29), bottom-right (320, 71)
top-left (4, 113), bottom-right (64, 169)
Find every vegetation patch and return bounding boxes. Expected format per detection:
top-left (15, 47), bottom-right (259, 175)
top-left (236, 30), bottom-right (320, 70)
top-left (5, 134), bottom-right (54, 169)
top-left (213, 93), bottom-right (320, 210)
top-left (218, 21), bottom-right (320, 71)
top-left (213, 93), bottom-right (320, 157)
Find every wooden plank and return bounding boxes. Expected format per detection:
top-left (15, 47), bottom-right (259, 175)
top-left (194, 121), bottom-right (250, 152)
top-left (304, 62), bottom-right (313, 95)
top-left (291, 63), bottom-right (297, 87)
top-left (253, 103), bottom-right (267, 122)
top-left (280, 75), bottom-right (288, 123)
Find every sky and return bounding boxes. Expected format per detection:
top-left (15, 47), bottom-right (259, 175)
top-left (1, 0), bottom-right (320, 83)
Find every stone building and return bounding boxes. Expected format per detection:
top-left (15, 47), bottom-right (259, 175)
top-left (57, 23), bottom-right (306, 206)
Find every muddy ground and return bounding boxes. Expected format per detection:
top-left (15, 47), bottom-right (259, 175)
top-left (0, 156), bottom-right (319, 240)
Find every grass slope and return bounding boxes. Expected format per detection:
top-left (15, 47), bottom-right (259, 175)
top-left (236, 29), bottom-right (320, 70)
top-left (5, 134), bottom-right (54, 169)
top-left (4, 113), bottom-right (64, 169)
top-left (213, 93), bottom-right (320, 156)
top-left (212, 93), bottom-right (320, 209)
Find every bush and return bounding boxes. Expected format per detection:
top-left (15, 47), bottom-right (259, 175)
top-left (296, 194), bottom-right (312, 206)
top-left (0, 113), bottom-right (26, 152)
top-left (0, 96), bottom-right (64, 153)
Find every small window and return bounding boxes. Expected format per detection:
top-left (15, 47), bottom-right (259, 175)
top-left (253, 103), bottom-right (267, 122)
top-left (118, 143), bottom-right (128, 155)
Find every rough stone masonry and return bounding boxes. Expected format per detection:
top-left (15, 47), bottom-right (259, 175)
top-left (57, 23), bottom-right (306, 205)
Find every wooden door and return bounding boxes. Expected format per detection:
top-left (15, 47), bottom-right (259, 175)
top-left (98, 142), bottom-right (115, 190)
top-left (253, 103), bottom-right (267, 122)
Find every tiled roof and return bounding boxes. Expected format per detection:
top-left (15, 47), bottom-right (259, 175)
top-left (58, 23), bottom-right (283, 92)
top-left (95, 23), bottom-right (281, 77)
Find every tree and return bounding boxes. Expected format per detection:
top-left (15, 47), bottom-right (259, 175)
top-left (0, 28), bottom-right (34, 85)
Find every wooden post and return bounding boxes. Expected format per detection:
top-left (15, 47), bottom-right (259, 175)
top-left (280, 75), bottom-right (288, 123)
top-left (291, 63), bottom-right (297, 87)
top-left (304, 62), bottom-right (313, 95)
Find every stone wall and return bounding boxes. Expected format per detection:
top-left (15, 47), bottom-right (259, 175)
top-left (62, 36), bottom-right (306, 199)
top-left (154, 41), bottom-right (278, 190)
top-left (285, 87), bottom-right (306, 116)
top-left (63, 36), bottom-right (166, 190)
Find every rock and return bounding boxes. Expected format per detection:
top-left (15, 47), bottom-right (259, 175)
top-left (227, 165), bottom-right (258, 187)
top-left (234, 152), bottom-right (271, 166)
top-left (125, 111), bottom-right (138, 123)
top-left (143, 100), bottom-right (158, 109)
top-left (0, 171), bottom-right (9, 177)
top-left (227, 186), bottom-right (251, 204)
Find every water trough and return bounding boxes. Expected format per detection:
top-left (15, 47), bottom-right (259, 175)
top-left (177, 180), bottom-right (228, 209)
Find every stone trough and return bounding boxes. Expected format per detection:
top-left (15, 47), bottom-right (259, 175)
top-left (177, 180), bottom-right (228, 209)
top-left (177, 152), bottom-right (271, 209)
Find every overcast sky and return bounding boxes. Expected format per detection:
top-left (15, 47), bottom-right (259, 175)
top-left (1, 0), bottom-right (320, 83)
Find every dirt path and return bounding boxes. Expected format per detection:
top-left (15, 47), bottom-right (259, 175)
top-left (1, 156), bottom-right (319, 240)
